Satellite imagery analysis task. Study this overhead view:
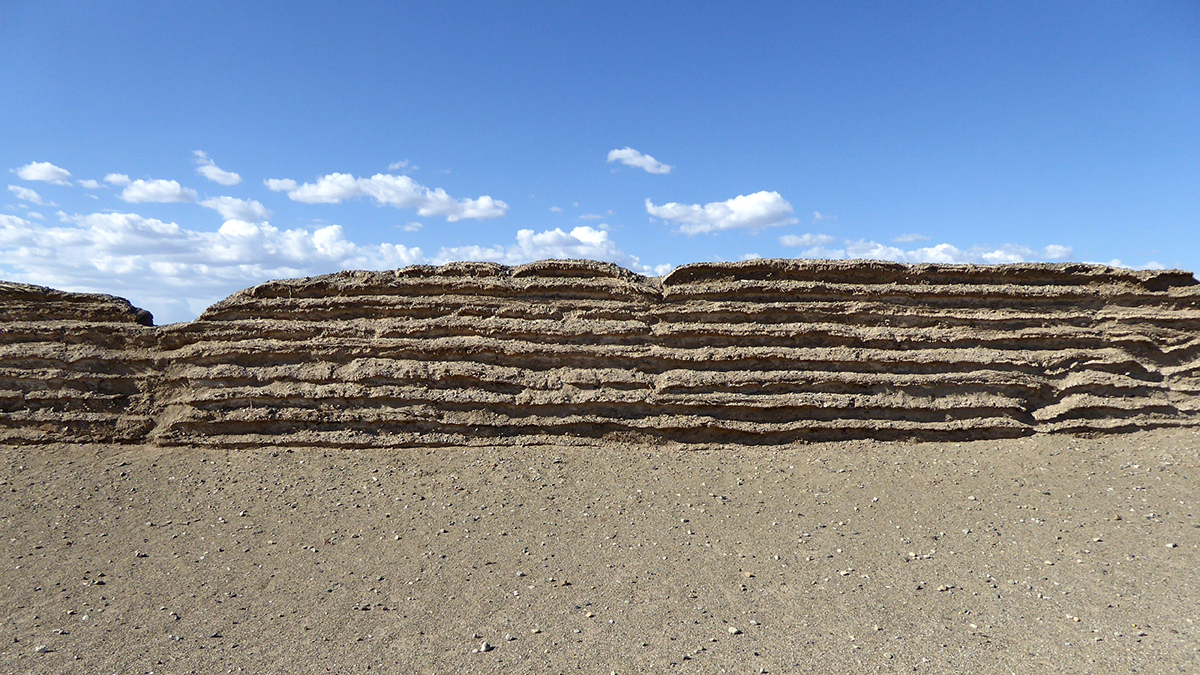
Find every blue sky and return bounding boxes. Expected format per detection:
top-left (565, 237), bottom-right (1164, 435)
top-left (2, 2), bottom-right (1197, 323)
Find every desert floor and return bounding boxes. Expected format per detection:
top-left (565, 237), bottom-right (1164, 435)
top-left (2, 429), bottom-right (1198, 674)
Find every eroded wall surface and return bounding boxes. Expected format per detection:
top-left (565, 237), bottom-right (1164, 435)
top-left (4, 259), bottom-right (1199, 447)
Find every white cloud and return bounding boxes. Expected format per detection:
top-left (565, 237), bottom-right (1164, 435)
top-left (578, 213), bottom-right (604, 220)
top-left (77, 179), bottom-right (102, 189)
top-left (264, 178), bottom-right (298, 192)
top-left (647, 191), bottom-right (798, 235)
top-left (14, 161), bottom-right (71, 185)
top-left (193, 151), bottom-right (242, 186)
top-left (779, 233), bottom-right (835, 247)
top-left (105, 173), bottom-right (131, 186)
top-left (119, 179), bottom-right (198, 204)
top-left (0, 209), bottom-right (676, 323)
top-left (549, 206), bottom-right (562, 213)
top-left (787, 238), bottom-right (1074, 265)
top-left (0, 203), bottom-right (679, 324)
top-left (813, 211), bottom-right (837, 223)
top-left (400, 222), bottom-right (423, 232)
top-left (435, 225), bottom-right (661, 274)
top-left (388, 160), bottom-right (416, 172)
top-left (893, 233), bottom-right (929, 243)
top-left (270, 172), bottom-right (507, 221)
top-left (607, 147), bottom-right (673, 175)
top-left (1042, 244), bottom-right (1072, 259)
top-left (199, 196), bottom-right (272, 223)
top-left (8, 185), bottom-right (45, 205)
top-left (0, 211), bottom-right (423, 324)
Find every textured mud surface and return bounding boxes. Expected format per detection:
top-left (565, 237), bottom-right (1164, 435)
top-left (2, 259), bottom-right (1199, 448)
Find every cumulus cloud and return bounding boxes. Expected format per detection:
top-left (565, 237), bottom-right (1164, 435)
top-left (14, 161), bottom-right (71, 185)
top-left (199, 196), bottom-right (272, 223)
top-left (549, 206), bottom-right (562, 213)
top-left (893, 233), bottom-right (929, 243)
top-left (263, 178), bottom-right (297, 192)
top-left (0, 206), bottom-right (679, 323)
top-left (119, 179), bottom-right (198, 204)
top-left (813, 211), bottom-right (836, 223)
top-left (647, 191), bottom-right (798, 234)
top-left (388, 160), bottom-right (416, 172)
top-left (434, 225), bottom-right (667, 274)
top-left (7, 185), bottom-right (46, 205)
top-left (105, 173), bottom-right (131, 186)
top-left (779, 233), bottom-right (835, 247)
top-left (439, 226), bottom-right (616, 264)
top-left (786, 238), bottom-right (1074, 265)
top-left (77, 179), bottom-right (102, 189)
top-left (267, 172), bottom-right (507, 221)
top-left (193, 151), bottom-right (242, 186)
top-left (0, 195), bottom-right (686, 324)
top-left (1042, 244), bottom-right (1072, 260)
top-left (0, 211), bottom-right (423, 324)
top-left (607, 147), bottom-right (673, 175)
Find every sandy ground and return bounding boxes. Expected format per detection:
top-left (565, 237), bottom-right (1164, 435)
top-left (2, 430), bottom-right (1198, 674)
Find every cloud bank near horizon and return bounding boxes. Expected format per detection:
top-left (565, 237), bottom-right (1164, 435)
top-left (2, 155), bottom-right (1120, 325)
top-left (778, 233), bottom-right (1075, 265)
top-left (0, 209), bottom-right (658, 324)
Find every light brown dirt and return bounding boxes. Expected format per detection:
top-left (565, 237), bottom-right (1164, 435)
top-left (2, 431), bottom-right (1198, 674)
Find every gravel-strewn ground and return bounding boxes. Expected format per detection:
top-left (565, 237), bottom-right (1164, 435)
top-left (3, 429), bottom-right (1198, 674)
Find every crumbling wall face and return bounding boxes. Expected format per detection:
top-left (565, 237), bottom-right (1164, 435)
top-left (3, 260), bottom-right (1199, 447)
top-left (0, 283), bottom-right (157, 445)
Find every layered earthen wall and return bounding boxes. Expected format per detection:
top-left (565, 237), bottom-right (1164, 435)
top-left (3, 259), bottom-right (1199, 447)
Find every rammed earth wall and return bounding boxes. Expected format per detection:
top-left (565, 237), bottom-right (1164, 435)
top-left (3, 259), bottom-right (1199, 447)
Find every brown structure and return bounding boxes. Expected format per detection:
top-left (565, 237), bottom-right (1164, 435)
top-left (3, 259), bottom-right (1199, 448)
